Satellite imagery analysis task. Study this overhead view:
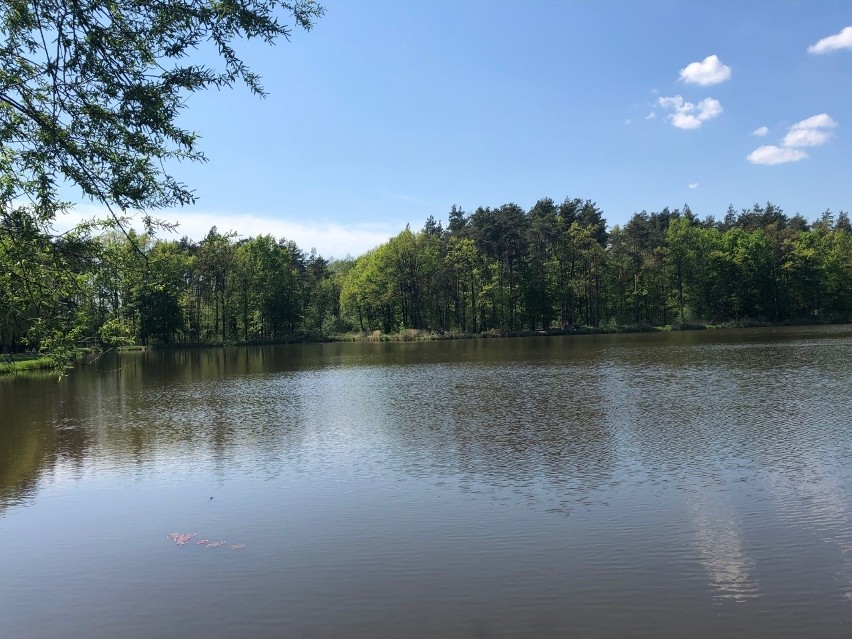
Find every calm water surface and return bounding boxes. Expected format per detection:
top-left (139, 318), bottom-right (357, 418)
top-left (1, 326), bottom-right (852, 637)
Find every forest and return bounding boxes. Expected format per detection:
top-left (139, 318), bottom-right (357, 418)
top-left (2, 198), bottom-right (851, 356)
top-left (2, 2), bottom-right (849, 362)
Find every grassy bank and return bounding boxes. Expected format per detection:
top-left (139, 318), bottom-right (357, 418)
top-left (31, 317), bottom-right (845, 361)
top-left (0, 349), bottom-right (100, 376)
top-left (331, 317), bottom-right (849, 342)
top-left (334, 325), bottom-right (664, 342)
top-left (0, 353), bottom-right (56, 376)
top-left (3, 318), bottom-right (848, 376)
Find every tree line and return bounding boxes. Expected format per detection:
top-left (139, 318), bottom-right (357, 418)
top-left (4, 4), bottom-right (848, 365)
top-left (0, 0), bottom-right (324, 366)
top-left (2, 198), bottom-right (851, 357)
top-left (341, 200), bottom-right (851, 335)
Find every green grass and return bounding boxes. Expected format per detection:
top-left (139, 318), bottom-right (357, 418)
top-left (0, 349), bottom-right (93, 376)
top-left (0, 354), bottom-right (55, 375)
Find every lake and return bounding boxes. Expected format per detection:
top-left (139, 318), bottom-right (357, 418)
top-left (2, 326), bottom-right (852, 638)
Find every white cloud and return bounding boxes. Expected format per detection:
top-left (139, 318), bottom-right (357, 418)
top-left (697, 98), bottom-right (723, 119)
top-left (807, 26), bottom-right (852, 54)
top-left (782, 113), bottom-right (837, 147)
top-left (53, 207), bottom-right (394, 258)
top-left (747, 145), bottom-right (808, 165)
top-left (679, 55), bottom-right (732, 85)
top-left (792, 113), bottom-right (837, 129)
top-left (670, 112), bottom-right (702, 129)
top-left (747, 113), bottom-right (837, 165)
top-left (688, 183), bottom-right (699, 189)
top-left (657, 96), bottom-right (684, 109)
top-left (751, 126), bottom-right (769, 137)
top-left (783, 128), bottom-right (831, 148)
top-left (644, 111), bottom-right (656, 120)
top-left (657, 95), bottom-right (723, 129)
top-left (625, 118), bottom-right (632, 125)
top-left (180, 213), bottom-right (395, 258)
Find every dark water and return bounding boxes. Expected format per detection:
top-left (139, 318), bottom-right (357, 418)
top-left (2, 326), bottom-right (852, 638)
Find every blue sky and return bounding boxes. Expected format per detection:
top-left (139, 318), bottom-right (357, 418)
top-left (69, 0), bottom-right (852, 257)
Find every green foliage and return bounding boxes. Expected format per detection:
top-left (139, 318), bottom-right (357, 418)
top-left (3, 200), bottom-right (846, 353)
top-left (332, 201), bottom-right (852, 336)
top-left (0, 0), bottom-right (323, 368)
top-left (98, 317), bottom-right (134, 349)
top-left (3, 4), bottom-right (849, 365)
top-left (1, 0), bottom-right (323, 214)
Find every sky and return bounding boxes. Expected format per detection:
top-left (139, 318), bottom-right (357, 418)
top-left (61, 0), bottom-right (852, 258)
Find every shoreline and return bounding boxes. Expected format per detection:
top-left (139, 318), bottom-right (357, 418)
top-left (2, 318), bottom-right (848, 376)
top-left (110, 317), bottom-right (852, 347)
